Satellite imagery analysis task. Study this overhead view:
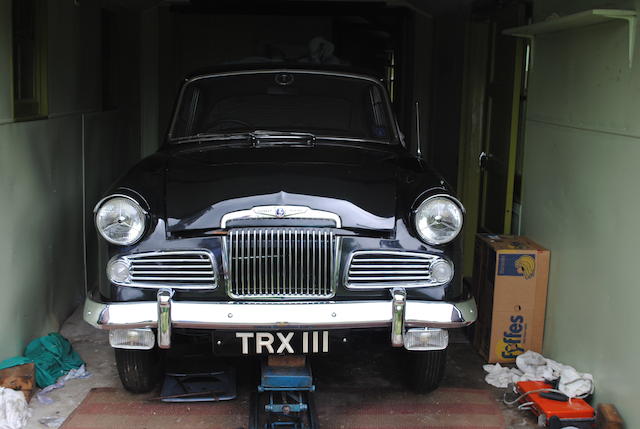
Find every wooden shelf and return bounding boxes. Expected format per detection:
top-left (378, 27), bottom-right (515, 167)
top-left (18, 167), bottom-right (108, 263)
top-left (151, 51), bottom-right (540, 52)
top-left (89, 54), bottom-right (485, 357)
top-left (503, 9), bottom-right (637, 68)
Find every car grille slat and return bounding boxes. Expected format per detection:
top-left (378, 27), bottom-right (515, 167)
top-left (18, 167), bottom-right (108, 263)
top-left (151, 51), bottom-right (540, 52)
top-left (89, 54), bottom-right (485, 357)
top-left (132, 270), bottom-right (214, 275)
top-left (347, 251), bottom-right (437, 288)
top-left (126, 250), bottom-right (216, 289)
top-left (350, 264), bottom-right (430, 269)
top-left (228, 228), bottom-right (335, 299)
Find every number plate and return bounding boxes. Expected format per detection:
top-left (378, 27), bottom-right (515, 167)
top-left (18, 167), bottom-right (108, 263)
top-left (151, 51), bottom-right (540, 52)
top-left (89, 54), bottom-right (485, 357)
top-left (214, 331), bottom-right (333, 355)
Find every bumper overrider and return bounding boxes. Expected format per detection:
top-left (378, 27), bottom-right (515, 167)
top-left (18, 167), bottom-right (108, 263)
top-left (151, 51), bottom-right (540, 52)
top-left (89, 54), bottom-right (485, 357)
top-left (84, 289), bottom-right (477, 351)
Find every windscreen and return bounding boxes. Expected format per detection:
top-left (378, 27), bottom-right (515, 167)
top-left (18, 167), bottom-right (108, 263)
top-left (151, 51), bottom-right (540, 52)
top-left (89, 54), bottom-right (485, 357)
top-left (169, 71), bottom-right (396, 143)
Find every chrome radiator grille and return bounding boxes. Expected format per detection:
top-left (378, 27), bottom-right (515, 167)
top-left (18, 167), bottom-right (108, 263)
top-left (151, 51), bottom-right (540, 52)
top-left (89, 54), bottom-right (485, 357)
top-left (227, 228), bottom-right (336, 299)
top-left (346, 251), bottom-right (437, 288)
top-left (126, 250), bottom-right (216, 289)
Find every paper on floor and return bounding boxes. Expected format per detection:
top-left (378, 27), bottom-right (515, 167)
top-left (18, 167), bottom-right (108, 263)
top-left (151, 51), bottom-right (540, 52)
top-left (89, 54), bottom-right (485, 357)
top-left (0, 387), bottom-right (30, 429)
top-left (483, 350), bottom-right (594, 398)
top-left (36, 364), bottom-right (91, 405)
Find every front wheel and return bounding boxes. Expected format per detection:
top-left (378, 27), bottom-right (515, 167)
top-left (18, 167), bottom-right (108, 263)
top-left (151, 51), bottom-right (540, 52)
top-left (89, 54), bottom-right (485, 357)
top-left (407, 348), bottom-right (447, 393)
top-left (114, 348), bottom-right (162, 393)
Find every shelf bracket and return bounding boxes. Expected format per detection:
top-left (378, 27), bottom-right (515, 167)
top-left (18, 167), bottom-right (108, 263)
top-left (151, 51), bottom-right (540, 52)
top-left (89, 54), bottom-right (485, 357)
top-left (599, 12), bottom-right (636, 68)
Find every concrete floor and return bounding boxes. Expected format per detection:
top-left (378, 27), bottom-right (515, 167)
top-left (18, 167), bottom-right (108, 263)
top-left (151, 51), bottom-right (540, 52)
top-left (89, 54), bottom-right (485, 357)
top-left (24, 307), bottom-right (538, 428)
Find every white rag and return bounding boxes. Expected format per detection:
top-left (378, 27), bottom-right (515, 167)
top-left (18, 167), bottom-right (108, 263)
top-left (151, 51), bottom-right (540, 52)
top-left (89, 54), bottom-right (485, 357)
top-left (0, 388), bottom-right (30, 429)
top-left (483, 350), bottom-right (594, 398)
top-left (36, 364), bottom-right (92, 405)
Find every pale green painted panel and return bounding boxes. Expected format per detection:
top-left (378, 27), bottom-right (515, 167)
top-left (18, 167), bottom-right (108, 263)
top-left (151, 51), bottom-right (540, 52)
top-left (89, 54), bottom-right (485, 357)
top-left (0, 113), bottom-right (140, 361)
top-left (527, 21), bottom-right (640, 137)
top-left (523, 3), bottom-right (640, 425)
top-left (0, 117), bottom-right (84, 359)
top-left (0, 0), bottom-right (141, 363)
top-left (521, 121), bottom-right (640, 426)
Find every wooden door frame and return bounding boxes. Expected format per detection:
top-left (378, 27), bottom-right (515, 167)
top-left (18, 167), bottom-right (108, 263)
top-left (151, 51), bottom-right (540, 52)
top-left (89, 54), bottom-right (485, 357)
top-left (457, 20), bottom-right (491, 278)
top-left (481, 22), bottom-right (524, 235)
top-left (457, 10), bottom-right (526, 277)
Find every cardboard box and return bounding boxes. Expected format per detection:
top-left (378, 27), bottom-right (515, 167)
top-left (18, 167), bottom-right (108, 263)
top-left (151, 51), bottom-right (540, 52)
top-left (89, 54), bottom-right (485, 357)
top-left (0, 363), bottom-right (35, 402)
top-left (471, 235), bottom-right (549, 363)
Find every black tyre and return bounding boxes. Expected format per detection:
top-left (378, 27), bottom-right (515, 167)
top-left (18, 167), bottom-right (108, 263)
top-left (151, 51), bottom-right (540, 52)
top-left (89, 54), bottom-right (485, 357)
top-left (114, 348), bottom-right (161, 393)
top-left (407, 348), bottom-right (447, 393)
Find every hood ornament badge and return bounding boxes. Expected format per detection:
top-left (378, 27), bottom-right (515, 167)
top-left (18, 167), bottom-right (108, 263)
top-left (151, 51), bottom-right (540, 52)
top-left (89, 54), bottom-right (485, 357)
top-left (253, 206), bottom-right (308, 218)
top-left (221, 206), bottom-right (342, 228)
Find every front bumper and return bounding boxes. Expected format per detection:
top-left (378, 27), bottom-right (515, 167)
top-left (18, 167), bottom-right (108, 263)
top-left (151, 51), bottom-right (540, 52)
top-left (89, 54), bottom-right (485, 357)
top-left (84, 293), bottom-right (476, 348)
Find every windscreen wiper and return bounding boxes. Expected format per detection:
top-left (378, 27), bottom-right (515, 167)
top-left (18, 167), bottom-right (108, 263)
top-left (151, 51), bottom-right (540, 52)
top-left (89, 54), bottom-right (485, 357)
top-left (170, 132), bottom-right (255, 145)
top-left (170, 131), bottom-right (316, 147)
top-left (250, 130), bottom-right (316, 147)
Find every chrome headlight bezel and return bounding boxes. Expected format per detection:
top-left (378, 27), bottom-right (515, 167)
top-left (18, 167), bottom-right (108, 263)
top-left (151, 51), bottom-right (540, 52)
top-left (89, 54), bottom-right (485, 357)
top-left (94, 194), bottom-right (147, 246)
top-left (414, 194), bottom-right (464, 245)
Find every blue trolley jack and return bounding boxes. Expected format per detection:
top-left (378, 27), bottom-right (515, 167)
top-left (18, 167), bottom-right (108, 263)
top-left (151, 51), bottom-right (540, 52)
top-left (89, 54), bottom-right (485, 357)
top-left (249, 356), bottom-right (319, 429)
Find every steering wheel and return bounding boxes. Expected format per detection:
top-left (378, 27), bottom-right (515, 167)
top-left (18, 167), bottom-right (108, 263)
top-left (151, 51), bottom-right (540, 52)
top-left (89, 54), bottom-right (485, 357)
top-left (206, 119), bottom-right (252, 132)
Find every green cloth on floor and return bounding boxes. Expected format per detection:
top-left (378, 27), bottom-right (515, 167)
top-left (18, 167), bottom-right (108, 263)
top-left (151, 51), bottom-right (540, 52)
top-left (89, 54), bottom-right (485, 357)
top-left (0, 333), bottom-right (84, 387)
top-left (0, 356), bottom-right (32, 371)
top-left (25, 333), bottom-right (85, 387)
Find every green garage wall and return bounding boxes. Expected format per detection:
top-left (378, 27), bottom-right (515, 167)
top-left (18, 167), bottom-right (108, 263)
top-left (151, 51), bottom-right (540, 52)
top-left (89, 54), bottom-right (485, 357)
top-left (0, 0), bottom-right (140, 360)
top-left (522, 0), bottom-right (640, 425)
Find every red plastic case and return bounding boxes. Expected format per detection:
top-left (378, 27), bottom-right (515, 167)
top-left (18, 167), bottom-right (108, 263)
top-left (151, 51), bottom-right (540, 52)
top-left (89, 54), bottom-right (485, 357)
top-left (516, 381), bottom-right (595, 428)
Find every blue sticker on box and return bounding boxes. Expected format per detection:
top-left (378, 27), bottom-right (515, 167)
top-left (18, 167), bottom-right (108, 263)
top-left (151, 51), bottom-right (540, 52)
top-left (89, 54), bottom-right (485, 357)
top-left (498, 254), bottom-right (536, 279)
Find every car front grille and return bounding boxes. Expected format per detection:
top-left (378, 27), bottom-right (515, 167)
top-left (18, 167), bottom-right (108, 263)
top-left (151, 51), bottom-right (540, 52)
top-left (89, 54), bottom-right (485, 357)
top-left (126, 250), bottom-right (216, 289)
top-left (346, 251), bottom-right (438, 288)
top-left (227, 228), bottom-right (336, 299)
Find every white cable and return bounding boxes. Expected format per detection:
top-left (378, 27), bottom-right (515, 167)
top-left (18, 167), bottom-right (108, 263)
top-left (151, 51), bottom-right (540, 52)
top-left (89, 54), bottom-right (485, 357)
top-left (503, 387), bottom-right (568, 406)
top-left (504, 375), bottom-right (595, 408)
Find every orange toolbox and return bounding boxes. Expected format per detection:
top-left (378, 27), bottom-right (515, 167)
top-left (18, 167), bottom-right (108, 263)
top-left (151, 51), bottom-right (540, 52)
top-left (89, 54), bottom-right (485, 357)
top-left (516, 381), bottom-right (595, 428)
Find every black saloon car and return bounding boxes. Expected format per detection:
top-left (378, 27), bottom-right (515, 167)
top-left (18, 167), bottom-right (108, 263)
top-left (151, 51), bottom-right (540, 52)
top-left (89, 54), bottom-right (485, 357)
top-left (84, 66), bottom-right (477, 394)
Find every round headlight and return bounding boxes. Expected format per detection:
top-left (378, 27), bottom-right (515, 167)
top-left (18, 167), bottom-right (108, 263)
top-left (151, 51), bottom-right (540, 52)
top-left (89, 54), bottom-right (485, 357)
top-left (107, 258), bottom-right (132, 284)
top-left (430, 259), bottom-right (454, 284)
top-left (415, 195), bottom-right (463, 245)
top-left (95, 196), bottom-right (146, 245)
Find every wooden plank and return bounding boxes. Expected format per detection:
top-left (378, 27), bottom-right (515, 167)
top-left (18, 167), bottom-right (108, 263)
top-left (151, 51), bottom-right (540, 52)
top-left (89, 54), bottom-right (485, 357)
top-left (596, 404), bottom-right (624, 429)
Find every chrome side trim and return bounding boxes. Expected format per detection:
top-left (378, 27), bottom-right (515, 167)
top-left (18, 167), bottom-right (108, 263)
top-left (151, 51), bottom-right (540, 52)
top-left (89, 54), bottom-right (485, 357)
top-left (413, 193), bottom-right (465, 214)
top-left (93, 194), bottom-right (149, 246)
top-left (83, 295), bottom-right (477, 331)
top-left (221, 206), bottom-right (342, 228)
top-left (405, 298), bottom-right (477, 328)
top-left (93, 193), bottom-right (149, 216)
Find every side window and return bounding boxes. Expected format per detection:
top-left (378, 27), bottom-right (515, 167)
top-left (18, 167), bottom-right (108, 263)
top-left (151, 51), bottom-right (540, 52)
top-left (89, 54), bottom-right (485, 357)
top-left (171, 86), bottom-right (201, 138)
top-left (12, 0), bottom-right (47, 120)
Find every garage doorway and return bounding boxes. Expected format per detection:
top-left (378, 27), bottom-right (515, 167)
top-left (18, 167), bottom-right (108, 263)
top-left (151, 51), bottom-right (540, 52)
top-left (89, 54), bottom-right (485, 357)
top-left (457, 1), bottom-right (530, 277)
